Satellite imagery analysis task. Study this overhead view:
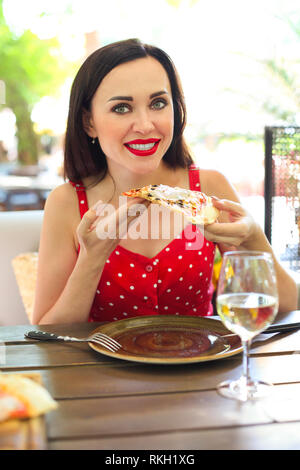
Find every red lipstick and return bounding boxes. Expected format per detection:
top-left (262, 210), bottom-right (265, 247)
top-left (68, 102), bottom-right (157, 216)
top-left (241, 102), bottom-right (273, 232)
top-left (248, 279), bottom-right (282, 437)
top-left (124, 138), bottom-right (161, 157)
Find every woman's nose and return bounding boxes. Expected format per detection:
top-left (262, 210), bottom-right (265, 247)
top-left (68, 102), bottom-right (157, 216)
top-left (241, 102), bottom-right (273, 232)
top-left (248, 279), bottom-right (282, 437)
top-left (132, 110), bottom-right (155, 134)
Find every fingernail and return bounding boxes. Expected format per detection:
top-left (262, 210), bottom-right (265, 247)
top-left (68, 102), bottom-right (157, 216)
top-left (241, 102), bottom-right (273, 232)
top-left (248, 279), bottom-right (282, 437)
top-left (128, 197), bottom-right (144, 204)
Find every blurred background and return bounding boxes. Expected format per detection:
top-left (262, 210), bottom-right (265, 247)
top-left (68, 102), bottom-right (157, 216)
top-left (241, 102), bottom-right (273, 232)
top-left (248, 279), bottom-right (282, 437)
top-left (0, 0), bottom-right (299, 269)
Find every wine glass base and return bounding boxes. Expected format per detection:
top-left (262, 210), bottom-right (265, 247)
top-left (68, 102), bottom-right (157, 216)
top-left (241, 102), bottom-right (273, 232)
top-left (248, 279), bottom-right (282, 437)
top-left (217, 378), bottom-right (273, 402)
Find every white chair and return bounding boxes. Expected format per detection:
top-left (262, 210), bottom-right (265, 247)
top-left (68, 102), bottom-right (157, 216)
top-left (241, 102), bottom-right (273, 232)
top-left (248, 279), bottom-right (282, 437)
top-left (0, 210), bottom-right (43, 325)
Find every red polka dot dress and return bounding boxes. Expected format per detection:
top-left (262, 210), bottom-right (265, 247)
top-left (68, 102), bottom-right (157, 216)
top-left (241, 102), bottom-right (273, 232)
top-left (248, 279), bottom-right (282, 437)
top-left (70, 165), bottom-right (216, 322)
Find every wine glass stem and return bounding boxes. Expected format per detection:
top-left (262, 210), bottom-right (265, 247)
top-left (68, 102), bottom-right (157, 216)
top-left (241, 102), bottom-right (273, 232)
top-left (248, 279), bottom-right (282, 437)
top-left (242, 339), bottom-right (252, 386)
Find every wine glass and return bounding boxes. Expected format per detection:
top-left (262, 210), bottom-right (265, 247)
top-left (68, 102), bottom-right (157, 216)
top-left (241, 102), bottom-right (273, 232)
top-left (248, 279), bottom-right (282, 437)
top-left (216, 250), bottom-right (278, 401)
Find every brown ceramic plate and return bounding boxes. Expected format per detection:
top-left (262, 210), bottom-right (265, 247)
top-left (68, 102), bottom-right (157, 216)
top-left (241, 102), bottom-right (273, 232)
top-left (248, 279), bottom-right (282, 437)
top-left (89, 315), bottom-right (242, 365)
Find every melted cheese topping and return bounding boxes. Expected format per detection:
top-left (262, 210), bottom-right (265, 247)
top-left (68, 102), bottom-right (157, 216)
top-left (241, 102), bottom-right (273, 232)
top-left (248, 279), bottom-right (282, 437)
top-left (123, 184), bottom-right (219, 225)
top-left (149, 185), bottom-right (207, 204)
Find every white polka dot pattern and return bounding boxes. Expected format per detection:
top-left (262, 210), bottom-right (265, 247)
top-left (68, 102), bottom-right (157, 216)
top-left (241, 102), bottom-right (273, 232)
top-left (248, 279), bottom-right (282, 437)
top-left (70, 168), bottom-right (216, 323)
top-left (88, 224), bottom-right (216, 322)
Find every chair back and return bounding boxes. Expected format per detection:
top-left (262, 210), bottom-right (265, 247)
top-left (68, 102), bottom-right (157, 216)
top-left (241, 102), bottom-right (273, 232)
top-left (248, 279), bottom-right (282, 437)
top-left (0, 210), bottom-right (43, 325)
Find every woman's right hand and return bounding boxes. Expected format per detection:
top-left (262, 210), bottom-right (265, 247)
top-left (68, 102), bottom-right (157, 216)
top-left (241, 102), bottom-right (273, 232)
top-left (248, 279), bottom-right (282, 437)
top-left (76, 197), bottom-right (148, 263)
top-left (33, 187), bottom-right (150, 325)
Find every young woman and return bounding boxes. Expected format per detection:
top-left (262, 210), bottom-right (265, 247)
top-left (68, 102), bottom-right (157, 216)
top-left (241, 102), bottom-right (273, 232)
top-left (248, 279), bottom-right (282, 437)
top-left (32, 38), bottom-right (297, 325)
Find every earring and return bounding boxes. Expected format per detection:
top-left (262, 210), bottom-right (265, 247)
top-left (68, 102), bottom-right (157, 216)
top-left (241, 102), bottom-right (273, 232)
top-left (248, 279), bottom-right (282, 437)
top-left (91, 138), bottom-right (96, 144)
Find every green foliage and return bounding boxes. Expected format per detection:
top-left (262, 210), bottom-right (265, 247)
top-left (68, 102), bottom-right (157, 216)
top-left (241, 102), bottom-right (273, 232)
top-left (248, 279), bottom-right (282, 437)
top-left (0, 0), bottom-right (76, 164)
top-left (1, 30), bottom-right (66, 106)
top-left (261, 57), bottom-right (300, 122)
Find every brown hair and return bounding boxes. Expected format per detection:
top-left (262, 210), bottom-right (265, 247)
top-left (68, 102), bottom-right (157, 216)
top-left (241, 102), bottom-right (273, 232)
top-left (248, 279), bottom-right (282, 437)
top-left (64, 38), bottom-right (193, 183)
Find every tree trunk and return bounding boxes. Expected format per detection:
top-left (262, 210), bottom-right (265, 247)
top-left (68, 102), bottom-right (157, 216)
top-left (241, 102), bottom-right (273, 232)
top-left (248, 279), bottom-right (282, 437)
top-left (15, 109), bottom-right (39, 165)
top-left (7, 86), bottom-right (39, 165)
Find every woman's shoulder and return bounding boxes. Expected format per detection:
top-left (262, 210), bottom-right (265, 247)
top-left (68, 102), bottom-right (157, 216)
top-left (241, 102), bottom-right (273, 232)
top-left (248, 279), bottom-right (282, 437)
top-left (46, 181), bottom-right (78, 206)
top-left (44, 182), bottom-right (81, 225)
top-left (199, 168), bottom-right (240, 202)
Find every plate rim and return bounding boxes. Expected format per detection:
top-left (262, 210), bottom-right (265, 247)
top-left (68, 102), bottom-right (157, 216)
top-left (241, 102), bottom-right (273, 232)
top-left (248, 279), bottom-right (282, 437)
top-left (88, 315), bottom-right (243, 365)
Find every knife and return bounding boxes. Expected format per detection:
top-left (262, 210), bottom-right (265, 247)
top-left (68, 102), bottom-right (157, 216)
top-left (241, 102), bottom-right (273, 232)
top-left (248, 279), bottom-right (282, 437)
top-left (260, 321), bottom-right (300, 334)
top-left (221, 321), bottom-right (300, 338)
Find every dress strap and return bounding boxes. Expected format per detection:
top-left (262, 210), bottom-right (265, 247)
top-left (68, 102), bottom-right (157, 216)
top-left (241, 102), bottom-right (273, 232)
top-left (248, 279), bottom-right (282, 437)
top-left (69, 181), bottom-right (89, 219)
top-left (188, 164), bottom-right (201, 191)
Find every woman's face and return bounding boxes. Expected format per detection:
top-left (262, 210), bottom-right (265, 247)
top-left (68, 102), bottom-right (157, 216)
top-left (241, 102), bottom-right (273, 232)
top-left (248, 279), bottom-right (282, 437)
top-left (85, 57), bottom-right (174, 175)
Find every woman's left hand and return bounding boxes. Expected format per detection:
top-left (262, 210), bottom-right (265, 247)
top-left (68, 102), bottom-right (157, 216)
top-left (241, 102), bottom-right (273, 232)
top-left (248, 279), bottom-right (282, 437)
top-left (204, 198), bottom-right (259, 253)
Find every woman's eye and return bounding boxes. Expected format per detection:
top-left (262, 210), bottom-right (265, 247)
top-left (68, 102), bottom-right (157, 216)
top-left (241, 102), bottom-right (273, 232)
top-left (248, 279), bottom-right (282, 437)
top-left (151, 99), bottom-right (167, 110)
top-left (112, 103), bottom-right (131, 114)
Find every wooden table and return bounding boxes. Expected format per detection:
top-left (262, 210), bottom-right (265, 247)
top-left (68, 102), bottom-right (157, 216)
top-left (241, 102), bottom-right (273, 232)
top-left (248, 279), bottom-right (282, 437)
top-left (1, 312), bottom-right (300, 451)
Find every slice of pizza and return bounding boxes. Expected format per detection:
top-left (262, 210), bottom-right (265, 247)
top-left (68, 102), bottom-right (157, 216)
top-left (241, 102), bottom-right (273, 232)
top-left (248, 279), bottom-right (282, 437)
top-left (123, 184), bottom-right (219, 225)
top-left (0, 373), bottom-right (58, 422)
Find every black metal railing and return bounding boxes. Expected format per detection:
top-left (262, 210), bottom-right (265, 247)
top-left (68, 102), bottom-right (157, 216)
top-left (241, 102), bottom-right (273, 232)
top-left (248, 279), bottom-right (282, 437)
top-left (264, 126), bottom-right (300, 272)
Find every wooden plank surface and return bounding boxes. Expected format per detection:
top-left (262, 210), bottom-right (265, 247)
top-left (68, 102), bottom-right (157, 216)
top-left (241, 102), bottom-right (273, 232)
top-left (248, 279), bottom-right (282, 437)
top-left (0, 322), bottom-right (101, 343)
top-left (10, 354), bottom-right (299, 400)
top-left (26, 359), bottom-right (243, 398)
top-left (1, 314), bottom-right (300, 451)
top-left (3, 342), bottom-right (300, 396)
top-left (48, 421), bottom-right (300, 450)
top-left (1, 311), bottom-right (300, 349)
top-left (44, 380), bottom-right (300, 438)
top-left (46, 389), bottom-right (274, 441)
top-left (251, 330), bottom-right (300, 355)
top-left (1, 342), bottom-right (108, 370)
top-left (2, 328), bottom-right (300, 372)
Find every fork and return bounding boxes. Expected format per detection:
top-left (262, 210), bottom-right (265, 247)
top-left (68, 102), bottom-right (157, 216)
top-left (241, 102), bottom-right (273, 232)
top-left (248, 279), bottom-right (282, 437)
top-left (25, 330), bottom-right (121, 352)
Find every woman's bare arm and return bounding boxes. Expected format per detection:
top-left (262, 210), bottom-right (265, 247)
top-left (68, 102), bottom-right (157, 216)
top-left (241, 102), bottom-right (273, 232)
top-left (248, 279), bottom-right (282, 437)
top-left (32, 185), bottom-right (147, 325)
top-left (32, 184), bottom-right (105, 324)
top-left (202, 170), bottom-right (298, 314)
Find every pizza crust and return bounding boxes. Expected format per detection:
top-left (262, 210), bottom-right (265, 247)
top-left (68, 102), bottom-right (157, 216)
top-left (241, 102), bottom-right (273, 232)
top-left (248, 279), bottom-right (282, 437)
top-left (123, 184), bottom-right (219, 225)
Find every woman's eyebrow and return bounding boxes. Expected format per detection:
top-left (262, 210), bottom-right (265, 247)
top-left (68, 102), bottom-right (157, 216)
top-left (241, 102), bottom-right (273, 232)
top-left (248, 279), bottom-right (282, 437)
top-left (150, 90), bottom-right (168, 98)
top-left (107, 90), bottom-right (168, 102)
top-left (108, 95), bottom-right (133, 102)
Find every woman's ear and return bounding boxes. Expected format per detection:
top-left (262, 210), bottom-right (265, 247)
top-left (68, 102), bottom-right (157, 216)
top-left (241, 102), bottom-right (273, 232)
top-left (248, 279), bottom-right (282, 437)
top-left (82, 108), bottom-right (97, 138)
